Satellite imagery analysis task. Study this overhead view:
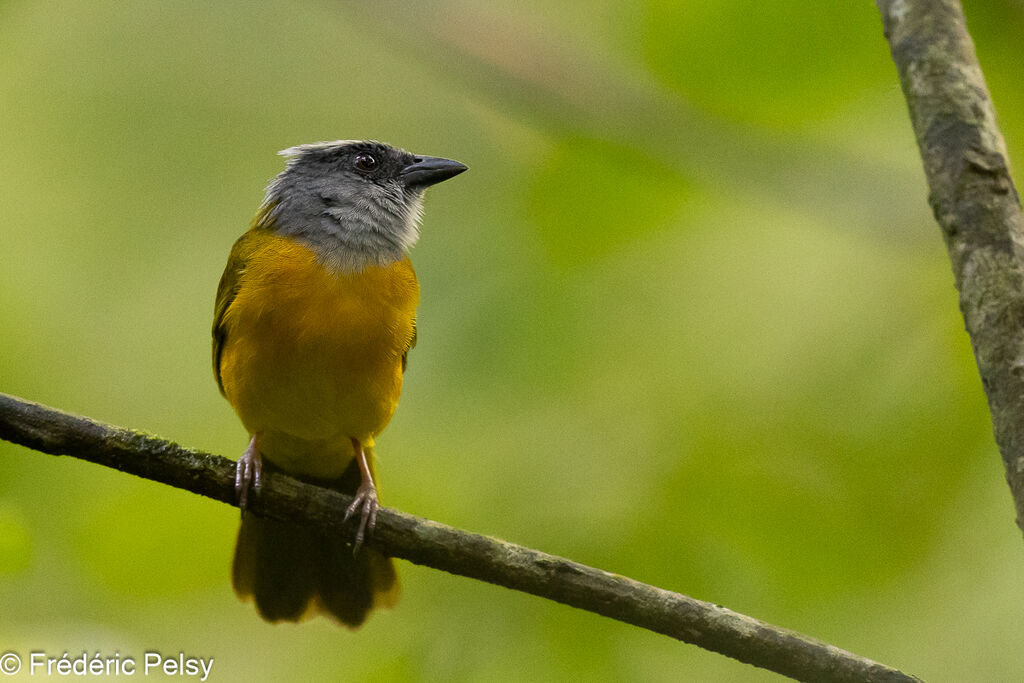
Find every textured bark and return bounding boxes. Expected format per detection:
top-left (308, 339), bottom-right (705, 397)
top-left (0, 392), bottom-right (917, 682)
top-left (877, 0), bottom-right (1024, 532)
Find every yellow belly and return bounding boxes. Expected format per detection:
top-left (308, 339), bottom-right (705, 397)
top-left (218, 234), bottom-right (419, 478)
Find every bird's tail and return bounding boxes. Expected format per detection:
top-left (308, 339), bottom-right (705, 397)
top-left (231, 457), bottom-right (399, 628)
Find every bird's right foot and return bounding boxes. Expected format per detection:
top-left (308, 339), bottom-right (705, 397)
top-left (235, 435), bottom-right (263, 511)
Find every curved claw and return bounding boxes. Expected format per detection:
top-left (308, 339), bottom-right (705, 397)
top-left (235, 435), bottom-right (263, 511)
top-left (344, 483), bottom-right (379, 553)
top-left (344, 438), bottom-right (381, 553)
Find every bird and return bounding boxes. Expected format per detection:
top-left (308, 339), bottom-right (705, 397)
top-left (211, 140), bottom-right (466, 627)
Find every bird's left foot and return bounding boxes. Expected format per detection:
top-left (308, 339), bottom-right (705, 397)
top-left (235, 435), bottom-right (263, 511)
top-left (345, 437), bottom-right (379, 553)
top-left (344, 482), bottom-right (379, 553)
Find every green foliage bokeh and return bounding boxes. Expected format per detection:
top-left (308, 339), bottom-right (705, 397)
top-left (2, 0), bottom-right (1023, 681)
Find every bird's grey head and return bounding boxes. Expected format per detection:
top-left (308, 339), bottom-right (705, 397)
top-left (259, 140), bottom-right (467, 273)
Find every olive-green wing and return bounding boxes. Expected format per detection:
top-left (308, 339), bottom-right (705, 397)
top-left (212, 229), bottom-right (264, 395)
top-left (401, 319), bottom-right (417, 373)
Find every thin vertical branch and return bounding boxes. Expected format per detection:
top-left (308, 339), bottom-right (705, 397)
top-left (877, 0), bottom-right (1024, 533)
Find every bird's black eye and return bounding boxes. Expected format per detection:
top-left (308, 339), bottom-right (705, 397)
top-left (354, 153), bottom-right (378, 173)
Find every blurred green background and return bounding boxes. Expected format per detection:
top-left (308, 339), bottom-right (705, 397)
top-left (2, 0), bottom-right (1023, 680)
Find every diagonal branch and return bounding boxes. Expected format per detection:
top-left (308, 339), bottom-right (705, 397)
top-left (0, 391), bottom-right (916, 682)
top-left (876, 0), bottom-right (1024, 532)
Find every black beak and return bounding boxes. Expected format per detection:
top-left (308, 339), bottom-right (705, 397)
top-left (400, 155), bottom-right (468, 189)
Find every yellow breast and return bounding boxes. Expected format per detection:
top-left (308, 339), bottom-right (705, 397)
top-left (217, 231), bottom-right (419, 477)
